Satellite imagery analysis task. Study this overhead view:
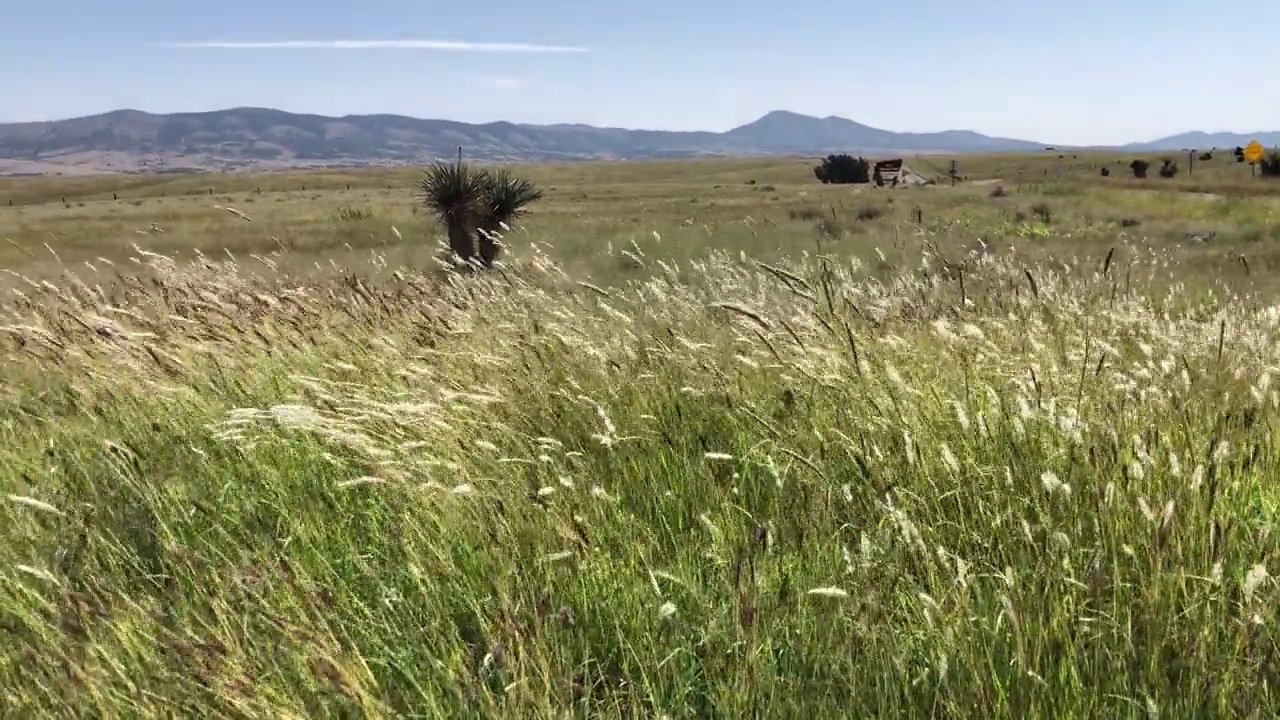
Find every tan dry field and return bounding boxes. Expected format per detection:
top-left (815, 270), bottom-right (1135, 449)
top-left (2, 150), bottom-right (1277, 294)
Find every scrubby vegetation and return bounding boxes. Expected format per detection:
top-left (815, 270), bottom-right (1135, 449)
top-left (1130, 159), bottom-right (1150, 179)
top-left (3, 231), bottom-right (1280, 716)
top-left (813, 154), bottom-right (871, 184)
top-left (1260, 151), bottom-right (1280, 179)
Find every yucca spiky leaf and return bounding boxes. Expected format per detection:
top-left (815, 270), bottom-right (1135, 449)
top-left (479, 170), bottom-right (544, 230)
top-left (418, 162), bottom-right (488, 222)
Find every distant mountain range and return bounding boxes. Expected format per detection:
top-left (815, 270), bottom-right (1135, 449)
top-left (0, 107), bottom-right (1275, 175)
top-left (1122, 131), bottom-right (1280, 152)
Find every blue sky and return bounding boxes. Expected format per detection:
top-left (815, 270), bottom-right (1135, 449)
top-left (3, 0), bottom-right (1277, 145)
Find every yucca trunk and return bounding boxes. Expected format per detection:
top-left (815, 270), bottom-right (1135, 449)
top-left (446, 216), bottom-right (477, 263)
top-left (477, 226), bottom-right (501, 267)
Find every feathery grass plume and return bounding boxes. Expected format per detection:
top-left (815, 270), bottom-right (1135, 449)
top-left (7, 495), bottom-right (63, 515)
top-left (708, 301), bottom-right (771, 331)
top-left (213, 205), bottom-right (252, 221)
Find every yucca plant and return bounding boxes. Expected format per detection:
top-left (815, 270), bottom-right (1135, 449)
top-left (418, 161), bottom-right (489, 263)
top-left (418, 162), bottom-right (543, 267)
top-left (476, 170), bottom-right (544, 266)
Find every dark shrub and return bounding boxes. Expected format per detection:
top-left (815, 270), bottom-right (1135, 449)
top-left (813, 154), bottom-right (871, 184)
top-left (1130, 159), bottom-right (1150, 179)
top-left (1261, 152), bottom-right (1280, 178)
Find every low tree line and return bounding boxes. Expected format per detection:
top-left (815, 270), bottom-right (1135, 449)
top-left (1117, 152), bottom-right (1280, 179)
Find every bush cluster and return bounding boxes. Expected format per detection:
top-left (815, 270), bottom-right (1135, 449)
top-left (813, 154), bottom-right (871, 184)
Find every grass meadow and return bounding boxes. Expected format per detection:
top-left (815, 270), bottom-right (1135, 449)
top-left (3, 151), bottom-right (1280, 717)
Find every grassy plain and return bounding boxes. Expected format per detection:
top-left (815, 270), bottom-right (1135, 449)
top-left (3, 150), bottom-right (1280, 717)
top-left (2, 150), bottom-right (1279, 290)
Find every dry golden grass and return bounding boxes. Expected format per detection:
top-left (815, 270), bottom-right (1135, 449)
top-left (2, 153), bottom-right (1280, 716)
top-left (3, 152), bottom-right (1279, 292)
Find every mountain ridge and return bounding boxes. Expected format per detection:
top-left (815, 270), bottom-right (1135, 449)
top-left (0, 106), bottom-right (1275, 175)
top-left (1122, 131), bottom-right (1280, 151)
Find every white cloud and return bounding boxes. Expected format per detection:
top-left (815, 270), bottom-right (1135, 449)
top-left (155, 39), bottom-right (589, 53)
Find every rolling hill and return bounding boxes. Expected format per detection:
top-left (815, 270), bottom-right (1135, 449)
top-left (1122, 131), bottom-right (1280, 152)
top-left (1, 107), bottom-right (1274, 175)
top-left (0, 107), bottom-right (1052, 174)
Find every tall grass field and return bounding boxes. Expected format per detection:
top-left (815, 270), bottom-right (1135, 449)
top-left (3, 156), bottom-right (1280, 716)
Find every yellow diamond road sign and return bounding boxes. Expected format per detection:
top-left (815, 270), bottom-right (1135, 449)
top-left (1245, 140), bottom-right (1265, 163)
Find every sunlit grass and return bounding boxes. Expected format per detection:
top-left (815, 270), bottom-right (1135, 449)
top-left (1, 230), bottom-right (1279, 717)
